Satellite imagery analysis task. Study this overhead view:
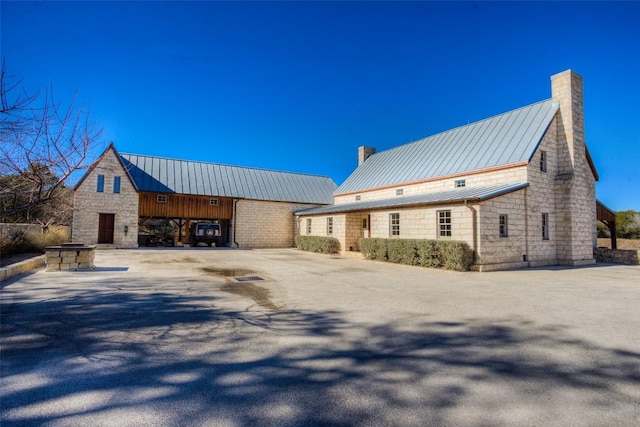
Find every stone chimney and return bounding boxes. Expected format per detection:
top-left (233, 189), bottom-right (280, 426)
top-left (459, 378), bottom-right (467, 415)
top-left (551, 70), bottom-right (585, 171)
top-left (358, 146), bottom-right (376, 166)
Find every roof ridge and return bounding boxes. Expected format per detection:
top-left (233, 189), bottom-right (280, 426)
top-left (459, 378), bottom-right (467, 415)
top-left (119, 152), bottom-right (334, 180)
top-left (374, 98), bottom-right (555, 157)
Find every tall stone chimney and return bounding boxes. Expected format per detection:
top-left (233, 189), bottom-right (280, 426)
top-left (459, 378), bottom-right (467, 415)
top-left (358, 146), bottom-right (376, 166)
top-left (551, 70), bottom-right (585, 171)
top-left (551, 69), bottom-right (596, 265)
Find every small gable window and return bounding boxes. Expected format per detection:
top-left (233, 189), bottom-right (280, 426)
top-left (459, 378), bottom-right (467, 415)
top-left (113, 176), bottom-right (121, 194)
top-left (97, 175), bottom-right (105, 193)
top-left (540, 151), bottom-right (547, 172)
top-left (396, 189), bottom-right (403, 196)
top-left (355, 195), bottom-right (361, 201)
top-left (455, 179), bottom-right (466, 188)
top-left (157, 195), bottom-right (167, 203)
top-left (210, 198), bottom-right (218, 206)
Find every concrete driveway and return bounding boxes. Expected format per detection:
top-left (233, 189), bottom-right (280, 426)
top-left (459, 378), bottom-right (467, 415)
top-left (1, 248), bottom-right (639, 426)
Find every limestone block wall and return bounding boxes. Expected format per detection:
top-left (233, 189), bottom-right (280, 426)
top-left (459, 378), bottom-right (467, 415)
top-left (477, 191), bottom-right (527, 265)
top-left (72, 148), bottom-right (139, 248)
top-left (299, 213), bottom-right (346, 251)
top-left (344, 213), bottom-right (368, 251)
top-left (234, 200), bottom-right (316, 248)
top-left (334, 165), bottom-right (528, 204)
top-left (594, 248), bottom-right (639, 265)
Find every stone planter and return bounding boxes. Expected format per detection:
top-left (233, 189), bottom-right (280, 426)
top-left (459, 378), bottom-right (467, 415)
top-left (45, 243), bottom-right (96, 271)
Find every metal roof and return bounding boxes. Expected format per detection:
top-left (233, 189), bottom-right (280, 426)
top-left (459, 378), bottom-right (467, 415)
top-left (335, 100), bottom-right (558, 195)
top-left (296, 182), bottom-right (529, 216)
top-left (120, 154), bottom-right (337, 204)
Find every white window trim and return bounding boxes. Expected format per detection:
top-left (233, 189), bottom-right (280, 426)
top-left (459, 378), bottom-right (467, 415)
top-left (438, 210), bottom-right (452, 238)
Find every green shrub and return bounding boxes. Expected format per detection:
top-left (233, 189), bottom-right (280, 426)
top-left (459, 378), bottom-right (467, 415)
top-left (416, 239), bottom-right (442, 268)
top-left (387, 239), bottom-right (418, 265)
top-left (359, 238), bottom-right (472, 271)
top-left (295, 235), bottom-right (340, 254)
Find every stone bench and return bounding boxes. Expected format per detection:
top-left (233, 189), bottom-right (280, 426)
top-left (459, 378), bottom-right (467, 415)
top-left (45, 243), bottom-right (96, 271)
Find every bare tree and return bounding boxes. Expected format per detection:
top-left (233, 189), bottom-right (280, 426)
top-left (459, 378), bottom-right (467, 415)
top-left (0, 60), bottom-right (103, 223)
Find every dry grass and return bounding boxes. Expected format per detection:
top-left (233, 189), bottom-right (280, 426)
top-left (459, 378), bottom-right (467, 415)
top-left (597, 238), bottom-right (640, 250)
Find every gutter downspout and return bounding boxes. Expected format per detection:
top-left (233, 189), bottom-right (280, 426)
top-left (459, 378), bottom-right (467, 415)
top-left (524, 187), bottom-right (530, 266)
top-left (465, 200), bottom-right (478, 264)
top-left (233, 199), bottom-right (240, 248)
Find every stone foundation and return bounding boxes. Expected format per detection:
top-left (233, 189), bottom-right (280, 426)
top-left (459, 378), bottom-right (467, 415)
top-left (46, 243), bottom-right (96, 271)
top-left (594, 248), bottom-right (640, 265)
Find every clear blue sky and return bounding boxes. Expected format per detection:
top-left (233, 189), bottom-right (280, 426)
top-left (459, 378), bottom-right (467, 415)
top-left (2, 1), bottom-right (639, 210)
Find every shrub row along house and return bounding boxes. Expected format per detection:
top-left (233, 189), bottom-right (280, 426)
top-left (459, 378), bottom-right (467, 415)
top-left (73, 70), bottom-right (600, 270)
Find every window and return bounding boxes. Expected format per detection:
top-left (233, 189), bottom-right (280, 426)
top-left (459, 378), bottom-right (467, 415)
top-left (540, 151), bottom-right (547, 172)
top-left (157, 194), bottom-right (167, 203)
top-left (327, 217), bottom-right (333, 235)
top-left (438, 210), bottom-right (452, 237)
top-left (355, 195), bottom-right (361, 201)
top-left (499, 215), bottom-right (508, 237)
top-left (390, 213), bottom-right (400, 236)
top-left (362, 218), bottom-right (368, 229)
top-left (396, 189), bottom-right (403, 196)
top-left (210, 198), bottom-right (218, 205)
top-left (455, 179), bottom-right (466, 188)
top-left (306, 218), bottom-right (312, 234)
top-left (113, 176), bottom-right (121, 194)
top-left (97, 175), bottom-right (105, 193)
top-left (542, 213), bottom-right (549, 240)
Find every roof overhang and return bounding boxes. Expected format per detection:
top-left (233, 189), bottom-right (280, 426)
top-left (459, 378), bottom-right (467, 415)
top-left (297, 182), bottom-right (529, 216)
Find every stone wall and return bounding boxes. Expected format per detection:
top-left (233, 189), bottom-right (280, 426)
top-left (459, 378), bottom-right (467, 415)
top-left (594, 248), bottom-right (640, 265)
top-left (72, 148), bottom-right (139, 248)
top-left (334, 166), bottom-right (528, 204)
top-left (234, 200), bottom-right (317, 248)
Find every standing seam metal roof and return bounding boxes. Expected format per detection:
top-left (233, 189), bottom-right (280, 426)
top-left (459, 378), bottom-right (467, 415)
top-left (119, 154), bottom-right (337, 205)
top-left (335, 100), bottom-right (558, 195)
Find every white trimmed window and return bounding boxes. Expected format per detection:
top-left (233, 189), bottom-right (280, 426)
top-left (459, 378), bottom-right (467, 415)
top-left (499, 215), bottom-right (508, 237)
top-left (327, 217), bottom-right (333, 235)
top-left (396, 189), bottom-right (403, 196)
top-left (455, 179), bottom-right (466, 188)
top-left (542, 213), bottom-right (549, 240)
top-left (210, 198), bottom-right (218, 205)
top-left (355, 195), bottom-right (361, 201)
top-left (157, 194), bottom-right (167, 203)
top-left (306, 218), bottom-right (312, 234)
top-left (438, 210), bottom-right (452, 237)
top-left (390, 213), bottom-right (400, 236)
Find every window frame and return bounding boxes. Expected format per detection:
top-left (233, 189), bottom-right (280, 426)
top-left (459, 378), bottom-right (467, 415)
top-left (326, 217), bottom-right (333, 235)
top-left (499, 214), bottom-right (508, 238)
top-left (438, 210), bottom-right (452, 238)
top-left (113, 176), bottom-right (121, 194)
top-left (395, 189), bottom-right (403, 196)
top-left (455, 179), bottom-right (466, 188)
top-left (210, 198), bottom-right (219, 206)
top-left (306, 218), bottom-right (312, 234)
top-left (540, 150), bottom-right (547, 172)
top-left (389, 213), bottom-right (400, 236)
top-left (97, 174), bottom-right (105, 193)
top-left (156, 194), bottom-right (167, 203)
top-left (355, 195), bottom-right (361, 201)
top-left (542, 213), bottom-right (549, 240)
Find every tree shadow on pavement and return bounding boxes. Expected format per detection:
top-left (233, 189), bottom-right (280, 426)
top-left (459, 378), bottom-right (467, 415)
top-left (1, 277), bottom-right (639, 426)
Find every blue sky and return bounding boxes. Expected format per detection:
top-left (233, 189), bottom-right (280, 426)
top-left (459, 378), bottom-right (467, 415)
top-left (2, 1), bottom-right (639, 210)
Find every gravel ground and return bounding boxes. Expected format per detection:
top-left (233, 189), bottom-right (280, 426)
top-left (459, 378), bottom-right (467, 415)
top-left (1, 248), bottom-right (639, 426)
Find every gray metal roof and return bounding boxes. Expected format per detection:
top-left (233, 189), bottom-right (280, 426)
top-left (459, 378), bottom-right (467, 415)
top-left (296, 182), bottom-right (529, 216)
top-left (336, 100), bottom-right (558, 195)
top-left (120, 154), bottom-right (337, 204)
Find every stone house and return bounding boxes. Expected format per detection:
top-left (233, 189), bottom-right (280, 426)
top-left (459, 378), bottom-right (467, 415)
top-left (296, 70), bottom-right (599, 271)
top-left (72, 145), bottom-right (337, 248)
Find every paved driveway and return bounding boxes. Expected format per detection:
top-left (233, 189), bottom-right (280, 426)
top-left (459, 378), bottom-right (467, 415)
top-left (1, 249), bottom-right (639, 426)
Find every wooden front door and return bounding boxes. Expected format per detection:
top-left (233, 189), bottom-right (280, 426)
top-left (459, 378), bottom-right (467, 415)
top-left (98, 213), bottom-right (115, 244)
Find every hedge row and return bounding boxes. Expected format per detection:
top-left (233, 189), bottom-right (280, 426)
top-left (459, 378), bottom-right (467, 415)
top-left (295, 235), bottom-right (341, 254)
top-left (359, 238), bottom-right (472, 271)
